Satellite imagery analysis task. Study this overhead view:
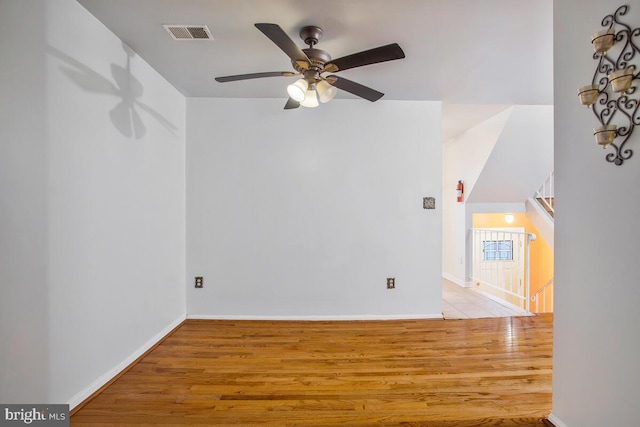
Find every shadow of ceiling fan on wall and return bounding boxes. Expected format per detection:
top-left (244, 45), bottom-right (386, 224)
top-left (215, 23), bottom-right (405, 109)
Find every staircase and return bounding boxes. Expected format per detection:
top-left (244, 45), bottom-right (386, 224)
top-left (531, 277), bottom-right (554, 313)
top-left (529, 171), bottom-right (554, 314)
top-left (536, 196), bottom-right (554, 218)
top-left (535, 171), bottom-right (554, 219)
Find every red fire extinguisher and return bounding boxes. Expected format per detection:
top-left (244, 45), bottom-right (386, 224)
top-left (456, 180), bottom-right (464, 203)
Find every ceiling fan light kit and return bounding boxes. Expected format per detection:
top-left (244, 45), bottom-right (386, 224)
top-left (215, 23), bottom-right (405, 109)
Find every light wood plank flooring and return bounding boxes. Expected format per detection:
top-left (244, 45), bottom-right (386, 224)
top-left (71, 315), bottom-right (553, 426)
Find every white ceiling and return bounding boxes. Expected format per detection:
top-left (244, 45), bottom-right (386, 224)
top-left (76, 0), bottom-right (553, 140)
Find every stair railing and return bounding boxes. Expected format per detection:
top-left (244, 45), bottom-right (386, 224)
top-left (531, 277), bottom-right (554, 313)
top-left (535, 171), bottom-right (554, 217)
top-left (470, 229), bottom-right (536, 314)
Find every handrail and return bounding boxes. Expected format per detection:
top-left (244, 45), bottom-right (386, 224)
top-left (533, 277), bottom-right (554, 296)
top-left (534, 171), bottom-right (554, 217)
top-left (531, 277), bottom-right (554, 313)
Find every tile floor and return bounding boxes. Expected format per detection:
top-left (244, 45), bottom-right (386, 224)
top-left (442, 278), bottom-right (528, 319)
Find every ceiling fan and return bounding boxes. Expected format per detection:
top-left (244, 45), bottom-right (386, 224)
top-left (215, 23), bottom-right (405, 109)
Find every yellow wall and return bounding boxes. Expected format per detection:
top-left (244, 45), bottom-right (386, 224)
top-left (472, 213), bottom-right (553, 311)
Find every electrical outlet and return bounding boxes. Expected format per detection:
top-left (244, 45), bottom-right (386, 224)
top-left (195, 276), bottom-right (203, 288)
top-left (387, 278), bottom-right (395, 289)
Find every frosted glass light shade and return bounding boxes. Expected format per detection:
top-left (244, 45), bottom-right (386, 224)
top-left (300, 89), bottom-right (319, 108)
top-left (287, 79), bottom-right (307, 102)
top-left (316, 80), bottom-right (337, 103)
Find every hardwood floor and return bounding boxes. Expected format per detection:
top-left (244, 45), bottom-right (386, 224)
top-left (71, 315), bottom-right (553, 426)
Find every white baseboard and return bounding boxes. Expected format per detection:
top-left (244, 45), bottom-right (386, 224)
top-left (68, 314), bottom-right (186, 410)
top-left (547, 414), bottom-right (569, 427)
top-left (187, 313), bottom-right (443, 321)
top-left (442, 273), bottom-right (469, 287)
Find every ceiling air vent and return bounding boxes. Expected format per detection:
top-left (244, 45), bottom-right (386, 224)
top-left (164, 25), bottom-right (212, 40)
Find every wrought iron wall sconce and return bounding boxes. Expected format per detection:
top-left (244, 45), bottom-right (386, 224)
top-left (578, 5), bottom-right (640, 165)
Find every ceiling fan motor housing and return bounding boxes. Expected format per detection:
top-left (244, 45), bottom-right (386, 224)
top-left (302, 48), bottom-right (331, 67)
top-left (296, 49), bottom-right (331, 86)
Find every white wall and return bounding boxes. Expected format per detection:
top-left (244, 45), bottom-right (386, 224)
top-left (442, 108), bottom-right (512, 284)
top-left (0, 0), bottom-right (186, 406)
top-left (187, 98), bottom-right (442, 319)
top-left (468, 106), bottom-right (554, 203)
top-left (552, 1), bottom-right (640, 426)
top-left (0, 0), bottom-right (50, 404)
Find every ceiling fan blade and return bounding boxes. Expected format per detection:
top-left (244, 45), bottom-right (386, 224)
top-left (255, 23), bottom-right (310, 65)
top-left (327, 75), bottom-right (384, 102)
top-left (215, 71), bottom-right (296, 83)
top-left (284, 98), bottom-right (300, 109)
top-left (324, 43), bottom-right (405, 73)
